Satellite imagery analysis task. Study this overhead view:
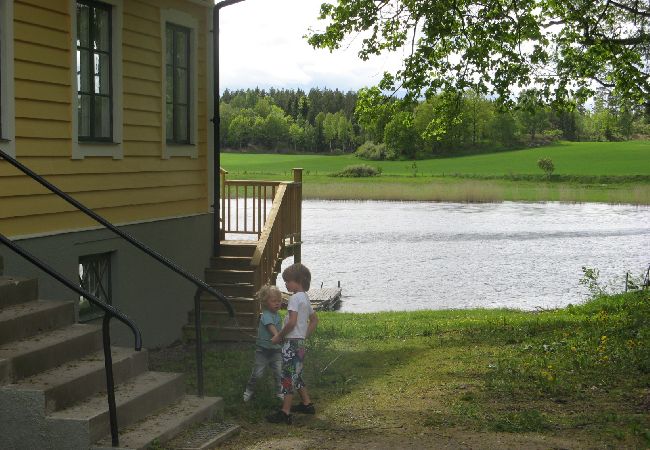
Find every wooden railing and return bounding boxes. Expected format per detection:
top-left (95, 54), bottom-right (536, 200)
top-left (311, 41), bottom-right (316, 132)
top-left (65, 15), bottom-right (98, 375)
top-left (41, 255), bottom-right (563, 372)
top-left (221, 168), bottom-right (302, 291)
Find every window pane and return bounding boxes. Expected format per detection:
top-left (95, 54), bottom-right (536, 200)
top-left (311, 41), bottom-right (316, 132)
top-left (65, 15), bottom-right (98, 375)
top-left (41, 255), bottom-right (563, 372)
top-left (175, 68), bottom-right (188, 104)
top-left (95, 96), bottom-right (111, 138)
top-left (175, 30), bottom-right (188, 68)
top-left (78, 94), bottom-right (91, 136)
top-left (95, 53), bottom-right (110, 95)
top-left (175, 105), bottom-right (188, 142)
top-left (166, 28), bottom-right (173, 63)
top-left (166, 103), bottom-right (174, 140)
top-left (78, 49), bottom-right (91, 93)
top-left (166, 65), bottom-right (173, 103)
top-left (77, 4), bottom-right (90, 48)
top-left (94, 8), bottom-right (110, 51)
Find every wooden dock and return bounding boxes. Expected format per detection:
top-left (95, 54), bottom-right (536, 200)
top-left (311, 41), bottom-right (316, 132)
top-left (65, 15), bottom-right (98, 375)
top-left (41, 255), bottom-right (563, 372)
top-left (281, 287), bottom-right (343, 311)
top-left (308, 287), bottom-right (343, 311)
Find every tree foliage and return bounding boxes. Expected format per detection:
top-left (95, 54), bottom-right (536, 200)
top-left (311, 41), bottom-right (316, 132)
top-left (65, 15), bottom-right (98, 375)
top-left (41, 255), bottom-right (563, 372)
top-left (307, 0), bottom-right (650, 108)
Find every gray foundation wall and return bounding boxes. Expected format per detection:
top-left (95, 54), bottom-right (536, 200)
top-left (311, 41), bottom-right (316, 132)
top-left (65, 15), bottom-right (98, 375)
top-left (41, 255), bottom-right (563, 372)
top-left (0, 214), bottom-right (213, 348)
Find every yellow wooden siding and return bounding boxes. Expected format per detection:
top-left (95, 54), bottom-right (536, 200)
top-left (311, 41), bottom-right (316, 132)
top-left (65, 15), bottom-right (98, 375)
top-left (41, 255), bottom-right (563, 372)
top-left (0, 171), bottom-right (204, 197)
top-left (2, 0), bottom-right (212, 238)
top-left (1, 200), bottom-right (208, 237)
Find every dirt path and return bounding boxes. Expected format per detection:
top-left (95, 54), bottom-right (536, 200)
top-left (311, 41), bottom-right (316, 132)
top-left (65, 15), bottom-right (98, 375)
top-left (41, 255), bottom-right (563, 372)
top-left (219, 416), bottom-right (610, 449)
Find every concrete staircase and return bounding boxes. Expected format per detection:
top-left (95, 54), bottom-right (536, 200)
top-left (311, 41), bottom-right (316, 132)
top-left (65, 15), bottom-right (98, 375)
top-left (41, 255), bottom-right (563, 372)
top-left (184, 241), bottom-right (271, 343)
top-left (0, 275), bottom-right (238, 450)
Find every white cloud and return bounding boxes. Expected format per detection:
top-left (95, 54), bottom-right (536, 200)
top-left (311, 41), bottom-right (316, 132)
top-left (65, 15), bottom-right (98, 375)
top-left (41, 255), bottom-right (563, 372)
top-left (217, 0), bottom-right (405, 92)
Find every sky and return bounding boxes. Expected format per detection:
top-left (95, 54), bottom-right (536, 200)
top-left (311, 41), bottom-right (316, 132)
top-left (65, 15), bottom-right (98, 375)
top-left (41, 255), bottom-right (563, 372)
top-left (217, 0), bottom-right (406, 93)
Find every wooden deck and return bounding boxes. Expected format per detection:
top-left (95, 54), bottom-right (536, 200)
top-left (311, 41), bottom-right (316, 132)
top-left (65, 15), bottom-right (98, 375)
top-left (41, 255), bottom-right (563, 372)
top-left (308, 287), bottom-right (343, 311)
top-left (281, 287), bottom-right (343, 311)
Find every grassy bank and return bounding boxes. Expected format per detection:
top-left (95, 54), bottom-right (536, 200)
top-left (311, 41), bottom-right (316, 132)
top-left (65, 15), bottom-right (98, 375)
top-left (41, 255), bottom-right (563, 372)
top-left (151, 291), bottom-right (650, 449)
top-left (221, 141), bottom-right (650, 204)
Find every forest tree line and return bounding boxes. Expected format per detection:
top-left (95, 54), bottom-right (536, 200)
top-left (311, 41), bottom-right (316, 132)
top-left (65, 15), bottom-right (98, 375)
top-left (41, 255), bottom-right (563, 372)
top-left (220, 87), bottom-right (650, 159)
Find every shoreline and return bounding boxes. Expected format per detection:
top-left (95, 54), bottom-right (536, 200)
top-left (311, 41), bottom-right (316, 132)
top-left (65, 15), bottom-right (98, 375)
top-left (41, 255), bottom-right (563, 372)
top-left (301, 178), bottom-right (650, 205)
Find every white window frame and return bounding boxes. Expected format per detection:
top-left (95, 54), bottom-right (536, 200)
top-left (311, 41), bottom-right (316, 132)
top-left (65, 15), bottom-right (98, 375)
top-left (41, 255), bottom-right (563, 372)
top-left (160, 9), bottom-right (198, 159)
top-left (70, 0), bottom-right (123, 160)
top-left (0, 0), bottom-right (15, 158)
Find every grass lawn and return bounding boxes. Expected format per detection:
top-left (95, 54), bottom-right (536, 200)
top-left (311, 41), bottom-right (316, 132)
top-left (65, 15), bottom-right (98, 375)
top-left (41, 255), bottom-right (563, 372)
top-left (221, 141), bottom-right (650, 204)
top-left (150, 291), bottom-right (650, 449)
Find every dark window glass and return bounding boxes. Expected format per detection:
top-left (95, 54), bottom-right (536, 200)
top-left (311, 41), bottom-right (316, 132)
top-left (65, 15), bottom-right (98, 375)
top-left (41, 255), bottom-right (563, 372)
top-left (78, 252), bottom-right (112, 322)
top-left (166, 24), bottom-right (191, 144)
top-left (77, 1), bottom-right (112, 141)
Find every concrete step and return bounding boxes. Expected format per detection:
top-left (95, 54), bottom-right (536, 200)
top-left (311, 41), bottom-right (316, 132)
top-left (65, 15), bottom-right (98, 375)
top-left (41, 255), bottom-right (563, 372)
top-left (218, 242), bottom-right (257, 257)
top-left (9, 347), bottom-right (148, 413)
top-left (183, 324), bottom-right (256, 343)
top-left (50, 371), bottom-right (186, 444)
top-left (0, 324), bottom-right (102, 384)
top-left (208, 283), bottom-right (255, 298)
top-left (210, 255), bottom-right (252, 270)
top-left (190, 310), bottom-right (258, 328)
top-left (205, 268), bottom-right (255, 284)
top-left (0, 300), bottom-right (75, 346)
top-left (0, 277), bottom-right (38, 309)
top-left (92, 395), bottom-right (222, 450)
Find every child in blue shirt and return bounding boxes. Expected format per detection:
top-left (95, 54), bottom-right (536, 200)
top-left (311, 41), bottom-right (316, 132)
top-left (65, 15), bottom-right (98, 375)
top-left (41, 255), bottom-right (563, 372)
top-left (243, 285), bottom-right (283, 402)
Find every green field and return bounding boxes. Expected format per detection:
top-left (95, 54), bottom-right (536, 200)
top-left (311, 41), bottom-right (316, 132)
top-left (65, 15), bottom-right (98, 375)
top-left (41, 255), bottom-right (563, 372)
top-left (221, 141), bottom-right (650, 204)
top-left (222, 141), bottom-right (650, 177)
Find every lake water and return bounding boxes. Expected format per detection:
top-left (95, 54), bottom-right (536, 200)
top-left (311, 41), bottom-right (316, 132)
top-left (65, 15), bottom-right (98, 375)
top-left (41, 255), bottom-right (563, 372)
top-left (275, 200), bottom-right (650, 312)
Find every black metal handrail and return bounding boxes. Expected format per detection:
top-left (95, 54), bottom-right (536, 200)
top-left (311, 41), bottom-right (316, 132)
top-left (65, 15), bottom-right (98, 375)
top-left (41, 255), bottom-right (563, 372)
top-left (0, 150), bottom-right (234, 403)
top-left (0, 232), bottom-right (140, 447)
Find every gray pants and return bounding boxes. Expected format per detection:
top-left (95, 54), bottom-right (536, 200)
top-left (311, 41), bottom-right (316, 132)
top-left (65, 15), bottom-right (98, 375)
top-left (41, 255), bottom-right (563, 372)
top-left (245, 346), bottom-right (282, 394)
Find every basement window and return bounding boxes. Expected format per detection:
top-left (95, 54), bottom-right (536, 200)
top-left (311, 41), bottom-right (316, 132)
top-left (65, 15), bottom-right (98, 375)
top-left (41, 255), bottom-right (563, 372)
top-left (78, 252), bottom-right (112, 322)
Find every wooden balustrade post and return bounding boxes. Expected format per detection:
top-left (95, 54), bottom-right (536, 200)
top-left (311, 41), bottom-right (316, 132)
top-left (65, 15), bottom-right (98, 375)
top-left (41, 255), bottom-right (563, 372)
top-left (292, 168), bottom-right (303, 264)
top-left (220, 168), bottom-right (228, 242)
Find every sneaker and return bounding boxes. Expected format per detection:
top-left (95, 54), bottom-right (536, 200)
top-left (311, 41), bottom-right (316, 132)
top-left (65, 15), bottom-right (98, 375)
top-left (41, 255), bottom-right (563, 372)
top-left (266, 409), bottom-right (292, 424)
top-left (290, 403), bottom-right (315, 414)
top-left (243, 389), bottom-right (253, 402)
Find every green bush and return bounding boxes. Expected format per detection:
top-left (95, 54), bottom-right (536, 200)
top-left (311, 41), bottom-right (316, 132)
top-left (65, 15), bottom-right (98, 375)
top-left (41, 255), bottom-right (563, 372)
top-left (355, 141), bottom-right (396, 160)
top-left (330, 164), bottom-right (382, 177)
top-left (537, 157), bottom-right (555, 178)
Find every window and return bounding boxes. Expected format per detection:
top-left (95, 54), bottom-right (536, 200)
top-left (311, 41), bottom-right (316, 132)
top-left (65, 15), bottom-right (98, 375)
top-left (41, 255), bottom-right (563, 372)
top-left (78, 253), bottom-right (112, 321)
top-left (160, 9), bottom-right (198, 159)
top-left (71, 0), bottom-right (122, 159)
top-left (76, 0), bottom-right (112, 141)
top-left (166, 24), bottom-right (191, 144)
top-left (78, 252), bottom-right (112, 322)
top-left (0, 0), bottom-right (15, 158)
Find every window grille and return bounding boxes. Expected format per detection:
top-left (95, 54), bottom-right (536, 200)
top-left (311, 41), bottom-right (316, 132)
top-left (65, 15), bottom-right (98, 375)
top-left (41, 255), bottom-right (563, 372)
top-left (78, 252), bottom-right (112, 321)
top-left (166, 24), bottom-right (191, 144)
top-left (77, 0), bottom-right (113, 141)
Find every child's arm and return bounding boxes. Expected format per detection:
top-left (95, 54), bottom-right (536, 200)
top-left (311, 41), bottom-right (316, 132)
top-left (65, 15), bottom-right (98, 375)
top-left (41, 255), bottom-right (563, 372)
top-left (271, 311), bottom-right (297, 344)
top-left (306, 312), bottom-right (318, 338)
top-left (266, 324), bottom-right (279, 337)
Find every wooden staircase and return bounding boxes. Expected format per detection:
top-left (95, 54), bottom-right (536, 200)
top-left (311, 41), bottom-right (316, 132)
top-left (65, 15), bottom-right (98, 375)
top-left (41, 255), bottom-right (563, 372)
top-left (184, 241), bottom-right (280, 342)
top-left (0, 275), bottom-right (238, 450)
top-left (184, 168), bottom-right (303, 343)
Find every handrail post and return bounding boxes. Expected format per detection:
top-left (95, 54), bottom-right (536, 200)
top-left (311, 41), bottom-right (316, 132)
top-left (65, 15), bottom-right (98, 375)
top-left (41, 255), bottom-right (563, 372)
top-left (292, 168), bottom-right (303, 264)
top-left (219, 168), bottom-right (228, 244)
top-left (194, 288), bottom-right (204, 397)
top-left (102, 314), bottom-right (119, 447)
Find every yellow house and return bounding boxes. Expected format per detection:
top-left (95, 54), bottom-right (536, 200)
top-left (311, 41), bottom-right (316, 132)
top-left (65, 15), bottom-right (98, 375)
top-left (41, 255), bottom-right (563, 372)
top-left (0, 0), bottom-right (218, 346)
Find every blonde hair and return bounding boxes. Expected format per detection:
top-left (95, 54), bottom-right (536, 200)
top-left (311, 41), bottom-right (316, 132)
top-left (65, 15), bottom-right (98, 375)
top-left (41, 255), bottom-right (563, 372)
top-left (256, 285), bottom-right (282, 309)
top-left (282, 263), bottom-right (311, 291)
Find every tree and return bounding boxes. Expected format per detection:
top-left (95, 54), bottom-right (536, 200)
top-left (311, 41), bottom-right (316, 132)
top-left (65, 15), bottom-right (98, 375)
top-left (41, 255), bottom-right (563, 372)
top-left (308, 0), bottom-right (650, 108)
top-left (322, 112), bottom-right (339, 151)
top-left (384, 111), bottom-right (419, 159)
